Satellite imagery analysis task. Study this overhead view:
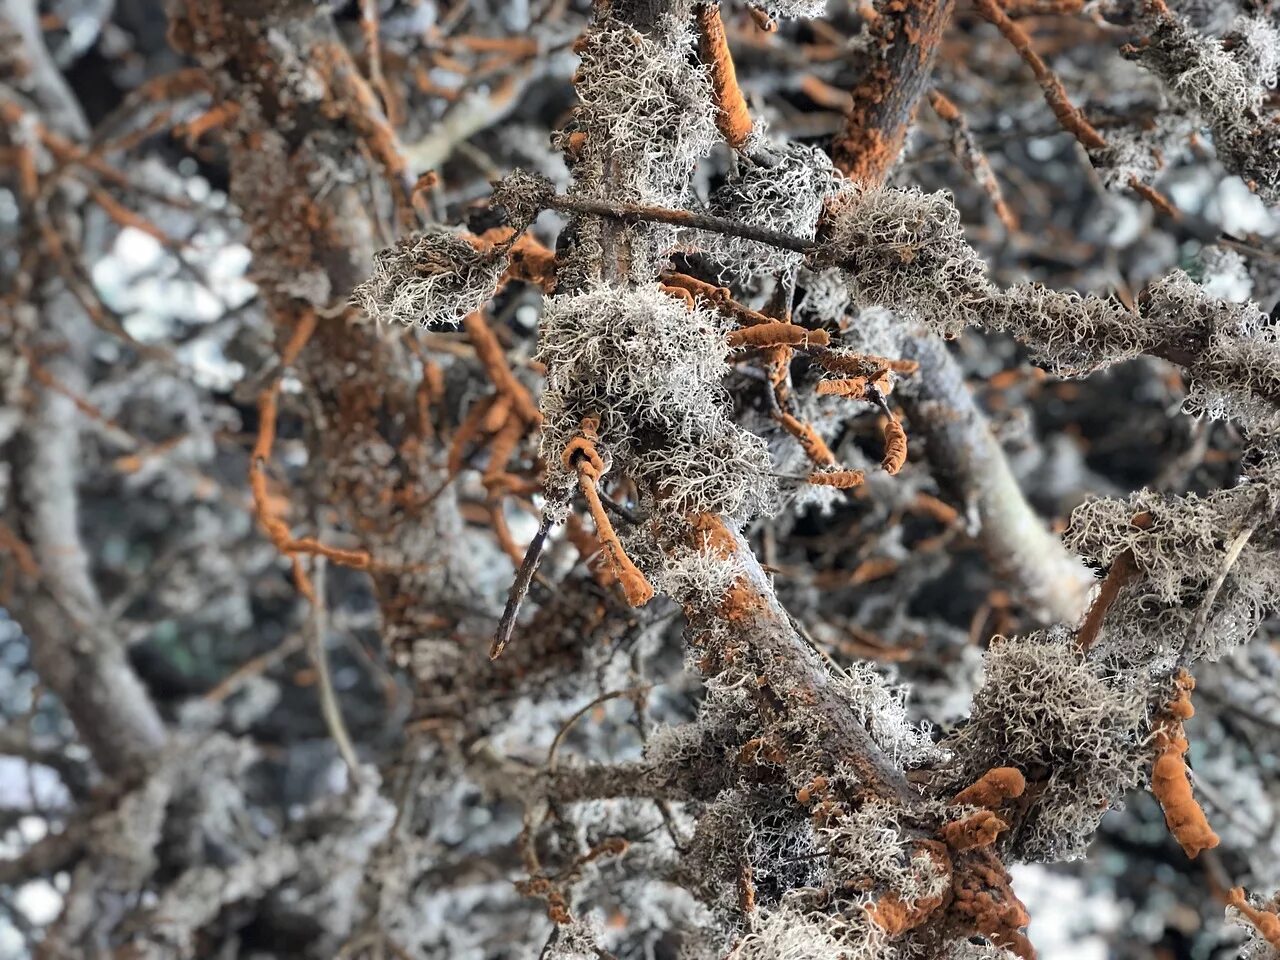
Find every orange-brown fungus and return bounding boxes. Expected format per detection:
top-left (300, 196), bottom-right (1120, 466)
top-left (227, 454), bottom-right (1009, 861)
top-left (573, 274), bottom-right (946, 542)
top-left (1150, 668), bottom-right (1219, 858)
top-left (816, 377), bottom-right (871, 400)
top-left (694, 2), bottom-right (754, 149)
top-left (867, 891), bottom-right (946, 937)
top-left (808, 469), bottom-right (865, 489)
top-left (882, 417), bottom-right (908, 475)
top-left (727, 322), bottom-right (829, 349)
top-left (563, 420), bottom-right (654, 607)
top-left (943, 811), bottom-right (1009, 851)
top-left (776, 411), bottom-right (836, 466)
top-left (952, 851), bottom-right (1035, 960)
top-left (1227, 887), bottom-right (1280, 950)
top-left (814, 351), bottom-right (919, 376)
top-left (951, 767), bottom-right (1027, 808)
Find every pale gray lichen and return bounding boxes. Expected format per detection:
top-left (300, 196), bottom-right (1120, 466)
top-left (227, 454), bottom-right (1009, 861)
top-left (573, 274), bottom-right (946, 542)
top-left (537, 283), bottom-right (777, 521)
top-left (703, 143), bottom-right (840, 280)
top-left (942, 630), bottom-right (1148, 862)
top-left (353, 227), bottom-right (505, 327)
top-left (1224, 16), bottom-right (1280, 89)
top-left (681, 789), bottom-right (826, 925)
top-left (730, 906), bottom-right (885, 960)
top-left (812, 182), bottom-right (991, 339)
top-left (1000, 282), bottom-right (1146, 374)
top-left (795, 268), bottom-right (854, 327)
top-left (813, 186), bottom-right (1280, 426)
top-left (1142, 271), bottom-right (1280, 431)
top-left (564, 14), bottom-right (717, 280)
top-left (1065, 486), bottom-right (1279, 665)
top-left (1129, 8), bottom-right (1280, 203)
top-left (819, 801), bottom-right (950, 907)
top-left (827, 662), bottom-right (941, 770)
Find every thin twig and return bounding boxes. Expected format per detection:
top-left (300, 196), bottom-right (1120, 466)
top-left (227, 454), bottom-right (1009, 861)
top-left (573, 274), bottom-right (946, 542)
top-left (545, 194), bottom-right (815, 253)
top-left (1076, 549), bottom-right (1138, 652)
top-left (547, 686), bottom-right (651, 774)
top-left (304, 554), bottom-right (363, 784)
top-left (1180, 490), bottom-right (1273, 664)
top-left (490, 511), bottom-right (556, 660)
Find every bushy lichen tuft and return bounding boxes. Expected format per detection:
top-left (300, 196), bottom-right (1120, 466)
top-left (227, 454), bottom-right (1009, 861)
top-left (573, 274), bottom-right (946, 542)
top-left (353, 228), bottom-right (505, 327)
top-left (537, 283), bottom-right (777, 521)
top-left (942, 630), bottom-right (1147, 862)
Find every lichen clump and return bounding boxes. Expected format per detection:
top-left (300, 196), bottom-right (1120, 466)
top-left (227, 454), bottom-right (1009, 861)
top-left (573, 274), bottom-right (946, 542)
top-left (537, 283), bottom-right (776, 521)
top-left (353, 228), bottom-right (506, 327)
top-left (942, 631), bottom-right (1147, 862)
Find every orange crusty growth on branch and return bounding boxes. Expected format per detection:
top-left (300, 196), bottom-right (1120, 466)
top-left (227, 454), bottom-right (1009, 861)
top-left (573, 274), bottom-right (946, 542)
top-left (814, 350), bottom-right (919, 376)
top-left (951, 767), bottom-right (1027, 808)
top-left (816, 376), bottom-right (873, 401)
top-left (775, 411), bottom-right (837, 466)
top-left (562, 419), bottom-right (654, 607)
top-left (952, 850), bottom-right (1035, 960)
top-left (881, 417), bottom-right (908, 475)
top-left (867, 889), bottom-right (947, 938)
top-left (694, 2), bottom-right (754, 149)
top-left (943, 810), bottom-right (1009, 851)
top-left (1150, 669), bottom-right (1219, 859)
top-left (1227, 887), bottom-right (1280, 950)
top-left (249, 308), bottom-right (374, 592)
top-left (808, 469), bottom-right (865, 489)
top-left (727, 322), bottom-right (830, 349)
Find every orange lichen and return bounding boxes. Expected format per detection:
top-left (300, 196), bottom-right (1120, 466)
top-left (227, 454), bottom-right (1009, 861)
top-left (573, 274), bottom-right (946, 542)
top-left (928, 89), bottom-right (1018, 231)
top-left (816, 377), bottom-right (871, 400)
top-left (738, 860), bottom-right (757, 916)
top-left (1227, 888), bottom-right (1280, 949)
top-left (951, 767), bottom-right (1027, 808)
top-left (881, 417), bottom-right (908, 475)
top-left (943, 811), bottom-right (1009, 851)
top-left (565, 513), bottom-right (618, 588)
top-left (461, 312), bottom-right (542, 427)
top-left (1000, 0), bottom-right (1086, 14)
top-left (867, 890), bottom-right (946, 937)
top-left (808, 469), bottom-right (865, 489)
top-left (1075, 548), bottom-right (1138, 652)
top-left (727, 322), bottom-right (829, 349)
top-left (1150, 669), bottom-right (1219, 859)
top-left (312, 41), bottom-right (412, 219)
top-left (972, 0), bottom-right (1107, 152)
top-left (796, 775), bottom-right (830, 805)
top-left (951, 850), bottom-right (1035, 960)
top-left (563, 420), bottom-right (654, 607)
top-left (776, 411), bottom-right (836, 466)
top-left (738, 735), bottom-right (786, 766)
top-left (659, 283), bottom-right (697, 311)
top-left (1128, 177), bottom-right (1178, 219)
top-left (814, 350), bottom-right (919, 376)
top-left (249, 309), bottom-right (374, 580)
top-left (694, 3), bottom-right (755, 149)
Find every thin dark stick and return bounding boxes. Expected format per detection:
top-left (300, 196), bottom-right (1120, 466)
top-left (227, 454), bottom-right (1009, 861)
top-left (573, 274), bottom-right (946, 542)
top-left (490, 512), bottom-right (555, 661)
top-left (546, 194), bottom-right (816, 254)
top-left (1075, 549), bottom-right (1137, 652)
top-left (1179, 490), bottom-right (1272, 666)
top-left (600, 493), bottom-right (642, 526)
